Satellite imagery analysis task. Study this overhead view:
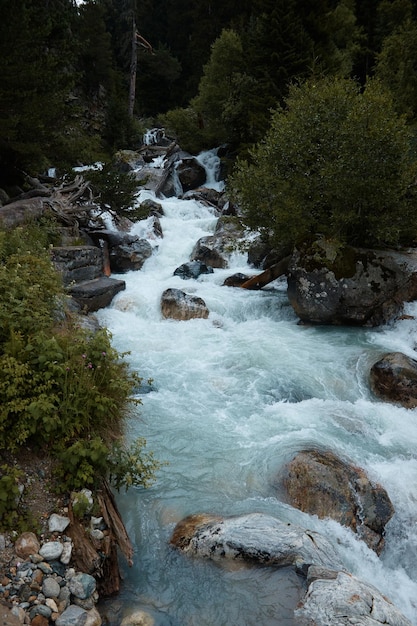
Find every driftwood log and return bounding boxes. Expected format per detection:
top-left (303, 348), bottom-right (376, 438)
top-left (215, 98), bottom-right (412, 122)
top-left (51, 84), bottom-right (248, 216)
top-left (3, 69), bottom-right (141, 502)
top-left (240, 256), bottom-right (290, 290)
top-left (0, 175), bottom-right (97, 229)
top-left (67, 480), bottom-right (133, 597)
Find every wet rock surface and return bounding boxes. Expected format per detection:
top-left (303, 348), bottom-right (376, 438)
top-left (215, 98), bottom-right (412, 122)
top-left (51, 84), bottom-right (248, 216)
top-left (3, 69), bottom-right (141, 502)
top-left (170, 512), bottom-right (411, 625)
top-left (281, 449), bottom-right (394, 554)
top-left (296, 569), bottom-right (412, 626)
top-left (170, 512), bottom-right (343, 571)
top-left (160, 288), bottom-right (209, 320)
top-left (370, 351), bottom-right (417, 408)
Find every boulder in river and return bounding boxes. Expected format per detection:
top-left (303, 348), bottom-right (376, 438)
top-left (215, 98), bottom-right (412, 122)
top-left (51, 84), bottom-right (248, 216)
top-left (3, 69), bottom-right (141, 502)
top-left (170, 512), bottom-right (343, 572)
top-left (173, 260), bottom-right (214, 280)
top-left (161, 288), bottom-right (209, 321)
top-left (190, 216), bottom-right (246, 269)
top-left (287, 241), bottom-right (417, 326)
top-left (176, 157), bottom-right (206, 192)
top-left (281, 450), bottom-right (394, 554)
top-left (370, 351), bottom-right (417, 408)
top-left (296, 568), bottom-right (412, 626)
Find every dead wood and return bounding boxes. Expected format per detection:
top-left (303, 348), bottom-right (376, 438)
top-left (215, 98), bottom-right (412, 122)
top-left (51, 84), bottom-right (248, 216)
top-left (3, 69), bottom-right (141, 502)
top-left (240, 256), bottom-right (291, 290)
top-left (97, 480), bottom-right (133, 567)
top-left (67, 480), bottom-right (133, 597)
top-left (0, 175), bottom-right (98, 229)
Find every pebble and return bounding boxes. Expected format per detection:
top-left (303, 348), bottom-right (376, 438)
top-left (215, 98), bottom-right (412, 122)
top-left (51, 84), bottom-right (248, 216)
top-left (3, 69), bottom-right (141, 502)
top-left (42, 577), bottom-right (61, 598)
top-left (0, 517), bottom-right (106, 626)
top-left (48, 515), bottom-right (70, 534)
top-left (39, 542), bottom-right (63, 562)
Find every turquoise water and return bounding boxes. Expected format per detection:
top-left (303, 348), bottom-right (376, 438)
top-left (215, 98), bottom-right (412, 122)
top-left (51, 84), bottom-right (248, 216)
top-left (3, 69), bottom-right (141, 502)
top-left (96, 180), bottom-right (417, 625)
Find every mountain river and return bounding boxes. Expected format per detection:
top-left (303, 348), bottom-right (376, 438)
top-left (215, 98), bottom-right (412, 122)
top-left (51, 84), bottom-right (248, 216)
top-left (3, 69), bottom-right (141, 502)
top-left (96, 151), bottom-right (417, 625)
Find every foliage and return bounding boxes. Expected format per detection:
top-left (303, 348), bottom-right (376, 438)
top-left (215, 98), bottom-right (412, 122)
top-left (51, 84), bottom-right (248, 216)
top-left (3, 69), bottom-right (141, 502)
top-left (159, 108), bottom-right (207, 154)
top-left (229, 77), bottom-right (417, 249)
top-left (375, 17), bottom-right (417, 119)
top-left (0, 465), bottom-right (23, 531)
top-left (0, 0), bottom-right (78, 173)
top-left (0, 219), bottom-right (148, 489)
top-left (108, 437), bottom-right (165, 491)
top-left (88, 162), bottom-right (139, 217)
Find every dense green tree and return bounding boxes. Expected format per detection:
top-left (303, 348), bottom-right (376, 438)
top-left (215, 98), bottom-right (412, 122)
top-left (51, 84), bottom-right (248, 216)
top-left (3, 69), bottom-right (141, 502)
top-left (77, 1), bottom-right (114, 96)
top-left (229, 77), bottom-right (417, 249)
top-left (191, 29), bottom-right (247, 146)
top-left (375, 17), bottom-right (417, 119)
top-left (0, 0), bottom-right (78, 174)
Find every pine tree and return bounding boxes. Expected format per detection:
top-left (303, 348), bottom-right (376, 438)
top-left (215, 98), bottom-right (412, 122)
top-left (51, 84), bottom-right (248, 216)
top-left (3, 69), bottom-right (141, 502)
top-left (0, 0), bottom-right (78, 174)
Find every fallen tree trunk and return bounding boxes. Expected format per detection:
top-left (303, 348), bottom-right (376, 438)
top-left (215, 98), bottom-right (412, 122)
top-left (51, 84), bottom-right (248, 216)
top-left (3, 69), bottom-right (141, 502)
top-left (240, 256), bottom-right (291, 290)
top-left (67, 480), bottom-right (133, 597)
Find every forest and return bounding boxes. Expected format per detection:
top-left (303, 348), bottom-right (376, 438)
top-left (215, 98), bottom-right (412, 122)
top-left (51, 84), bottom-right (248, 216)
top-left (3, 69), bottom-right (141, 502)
top-left (2, 0), bottom-right (417, 183)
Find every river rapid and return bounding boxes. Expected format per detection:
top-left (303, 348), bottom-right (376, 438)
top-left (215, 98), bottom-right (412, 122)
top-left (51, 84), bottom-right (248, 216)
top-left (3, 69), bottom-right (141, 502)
top-left (96, 152), bottom-right (417, 625)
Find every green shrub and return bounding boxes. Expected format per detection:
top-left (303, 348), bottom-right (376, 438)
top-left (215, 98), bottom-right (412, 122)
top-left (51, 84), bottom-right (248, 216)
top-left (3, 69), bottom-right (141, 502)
top-left (0, 465), bottom-right (22, 531)
top-left (108, 437), bottom-right (165, 491)
top-left (0, 217), bottom-right (162, 519)
top-left (229, 77), bottom-right (417, 249)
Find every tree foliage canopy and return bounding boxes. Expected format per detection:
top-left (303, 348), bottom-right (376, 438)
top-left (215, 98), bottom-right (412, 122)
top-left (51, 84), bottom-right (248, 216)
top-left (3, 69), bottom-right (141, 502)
top-left (229, 77), bottom-right (417, 249)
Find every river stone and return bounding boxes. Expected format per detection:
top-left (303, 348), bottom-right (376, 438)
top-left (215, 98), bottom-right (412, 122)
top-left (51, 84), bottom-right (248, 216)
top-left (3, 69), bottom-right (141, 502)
top-left (42, 576), bottom-right (61, 598)
top-left (55, 605), bottom-right (88, 626)
top-left (190, 217), bottom-right (246, 270)
top-left (287, 243), bottom-right (417, 326)
top-left (68, 573), bottom-right (96, 599)
top-left (49, 513), bottom-right (70, 533)
top-left (60, 541), bottom-right (73, 565)
top-left (173, 260), bottom-right (214, 279)
top-left (0, 606), bottom-right (21, 626)
top-left (84, 607), bottom-right (102, 626)
top-left (281, 450), bottom-right (394, 554)
top-left (296, 570), bottom-right (412, 625)
top-left (120, 610), bottom-right (155, 626)
top-left (161, 288), bottom-right (209, 320)
top-left (39, 541), bottom-right (64, 561)
top-left (170, 512), bottom-right (343, 572)
top-left (370, 352), bottom-right (417, 408)
top-left (15, 532), bottom-right (40, 559)
top-left (223, 272), bottom-right (250, 287)
top-left (176, 157), bottom-right (206, 192)
top-left (108, 234), bottom-right (153, 273)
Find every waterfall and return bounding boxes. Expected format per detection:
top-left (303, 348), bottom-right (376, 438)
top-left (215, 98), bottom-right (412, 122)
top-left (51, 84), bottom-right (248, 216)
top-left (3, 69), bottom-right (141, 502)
top-left (96, 150), bottom-right (417, 625)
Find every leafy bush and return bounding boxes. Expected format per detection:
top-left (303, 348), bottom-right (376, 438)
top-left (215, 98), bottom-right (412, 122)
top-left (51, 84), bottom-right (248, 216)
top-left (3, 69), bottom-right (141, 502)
top-left (108, 438), bottom-right (165, 491)
top-left (0, 218), bottom-right (160, 507)
top-left (0, 465), bottom-right (23, 531)
top-left (229, 77), bottom-right (417, 249)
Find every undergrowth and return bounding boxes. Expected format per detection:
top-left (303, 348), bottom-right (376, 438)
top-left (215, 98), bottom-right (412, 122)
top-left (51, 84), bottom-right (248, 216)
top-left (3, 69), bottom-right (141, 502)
top-left (0, 216), bottom-right (162, 531)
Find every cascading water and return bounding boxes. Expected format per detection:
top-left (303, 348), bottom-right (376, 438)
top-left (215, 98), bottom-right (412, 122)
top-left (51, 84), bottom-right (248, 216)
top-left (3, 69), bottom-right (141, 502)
top-left (96, 150), bottom-right (417, 625)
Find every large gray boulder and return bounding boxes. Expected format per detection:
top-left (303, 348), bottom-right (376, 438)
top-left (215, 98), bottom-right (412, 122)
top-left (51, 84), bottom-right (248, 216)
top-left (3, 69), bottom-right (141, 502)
top-left (51, 246), bottom-right (104, 285)
top-left (170, 512), bottom-right (343, 572)
top-left (190, 216), bottom-right (246, 269)
top-left (370, 352), bottom-right (417, 408)
top-left (287, 241), bottom-right (417, 326)
top-left (161, 288), bottom-right (209, 320)
top-left (68, 277), bottom-right (125, 313)
top-left (281, 450), bottom-right (394, 554)
top-left (88, 231), bottom-right (152, 273)
top-left (296, 568), bottom-right (412, 626)
top-left (176, 157), bottom-right (206, 192)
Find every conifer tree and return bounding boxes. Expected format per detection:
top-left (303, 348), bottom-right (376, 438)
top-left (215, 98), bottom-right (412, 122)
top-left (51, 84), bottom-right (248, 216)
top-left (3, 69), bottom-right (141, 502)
top-left (0, 0), bottom-right (78, 174)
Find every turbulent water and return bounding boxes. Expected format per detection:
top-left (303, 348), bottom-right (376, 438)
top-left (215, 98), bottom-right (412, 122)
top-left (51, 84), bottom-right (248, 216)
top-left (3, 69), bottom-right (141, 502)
top-left (96, 152), bottom-right (417, 626)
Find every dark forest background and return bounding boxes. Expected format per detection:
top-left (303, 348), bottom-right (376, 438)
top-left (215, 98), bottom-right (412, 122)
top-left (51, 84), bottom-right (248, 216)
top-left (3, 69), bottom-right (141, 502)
top-left (1, 0), bottom-right (417, 182)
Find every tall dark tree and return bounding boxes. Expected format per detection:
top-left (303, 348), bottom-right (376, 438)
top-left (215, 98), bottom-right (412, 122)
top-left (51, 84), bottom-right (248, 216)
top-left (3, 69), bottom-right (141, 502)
top-left (0, 0), bottom-right (78, 176)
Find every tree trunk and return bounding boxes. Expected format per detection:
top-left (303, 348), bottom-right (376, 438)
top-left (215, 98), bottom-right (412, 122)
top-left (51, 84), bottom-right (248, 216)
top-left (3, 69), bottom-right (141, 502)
top-left (240, 257), bottom-right (291, 290)
top-left (128, 17), bottom-right (137, 118)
